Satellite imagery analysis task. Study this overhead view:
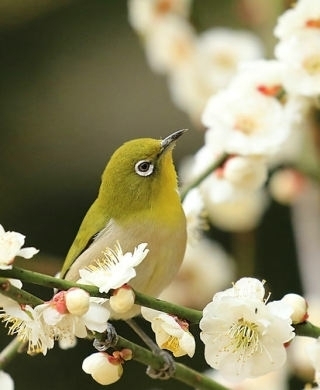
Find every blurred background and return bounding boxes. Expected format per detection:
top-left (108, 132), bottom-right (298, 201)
top-left (0, 1), bottom-right (309, 389)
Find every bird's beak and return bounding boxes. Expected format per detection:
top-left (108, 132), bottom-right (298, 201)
top-left (160, 129), bottom-right (188, 153)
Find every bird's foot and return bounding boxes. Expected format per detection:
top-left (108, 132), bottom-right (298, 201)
top-left (146, 349), bottom-right (176, 380)
top-left (93, 322), bottom-right (118, 351)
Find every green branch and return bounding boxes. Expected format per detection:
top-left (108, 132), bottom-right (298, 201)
top-left (295, 321), bottom-right (320, 338)
top-left (134, 290), bottom-right (202, 324)
top-left (0, 278), bottom-right (43, 306)
top-left (115, 335), bottom-right (228, 390)
top-left (0, 337), bottom-right (25, 370)
top-left (180, 153), bottom-right (229, 201)
top-left (0, 267), bottom-right (202, 323)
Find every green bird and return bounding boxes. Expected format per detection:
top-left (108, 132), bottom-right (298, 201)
top-left (61, 129), bottom-right (187, 318)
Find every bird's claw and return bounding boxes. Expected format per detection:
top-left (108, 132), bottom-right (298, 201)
top-left (93, 322), bottom-right (118, 351)
top-left (146, 349), bottom-right (176, 380)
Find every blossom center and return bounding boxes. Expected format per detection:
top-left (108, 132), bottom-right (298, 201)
top-left (161, 335), bottom-right (180, 354)
top-left (227, 317), bottom-right (261, 357)
top-left (303, 55), bottom-right (320, 76)
top-left (234, 115), bottom-right (257, 135)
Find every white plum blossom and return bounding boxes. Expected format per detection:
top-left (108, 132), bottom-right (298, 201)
top-left (203, 88), bottom-right (290, 156)
top-left (41, 290), bottom-right (110, 349)
top-left (221, 155), bottom-right (268, 193)
top-left (231, 59), bottom-right (285, 97)
top-left (141, 307), bottom-right (195, 357)
top-left (144, 15), bottom-right (196, 74)
top-left (182, 187), bottom-right (206, 243)
top-left (0, 371), bottom-right (14, 390)
top-left (128, 0), bottom-right (192, 34)
top-left (308, 338), bottom-right (320, 385)
top-left (269, 169), bottom-right (307, 205)
top-left (0, 224), bottom-right (39, 269)
top-left (0, 300), bottom-right (54, 355)
top-left (275, 30), bottom-right (320, 96)
top-left (78, 242), bottom-right (149, 294)
top-left (200, 278), bottom-right (295, 381)
top-left (168, 59), bottom-right (214, 123)
top-left (274, 0), bottom-right (320, 39)
top-left (274, 0), bottom-right (320, 96)
top-left (201, 178), bottom-right (268, 231)
top-left (196, 28), bottom-right (264, 91)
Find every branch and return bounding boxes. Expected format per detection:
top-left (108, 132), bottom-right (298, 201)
top-left (0, 268), bottom-right (203, 323)
top-left (0, 278), bottom-right (43, 306)
top-left (134, 290), bottom-right (202, 324)
top-left (0, 337), bottom-right (25, 370)
top-left (295, 321), bottom-right (320, 338)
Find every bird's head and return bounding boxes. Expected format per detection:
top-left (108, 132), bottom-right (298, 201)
top-left (99, 129), bottom-right (187, 220)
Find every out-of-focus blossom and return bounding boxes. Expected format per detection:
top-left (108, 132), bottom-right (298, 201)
top-left (0, 371), bottom-right (14, 390)
top-left (200, 278), bottom-right (294, 381)
top-left (160, 236), bottom-right (235, 309)
top-left (275, 30), bottom-right (320, 97)
top-left (196, 28), bottom-right (264, 91)
top-left (269, 169), bottom-right (307, 205)
top-left (231, 59), bottom-right (285, 98)
top-left (288, 296), bottom-right (320, 382)
top-left (201, 185), bottom-right (268, 232)
top-left (203, 88), bottom-right (290, 156)
top-left (274, 0), bottom-right (320, 40)
top-left (182, 187), bottom-right (206, 243)
top-left (0, 224), bottom-right (39, 270)
top-left (274, 0), bottom-right (320, 96)
top-left (168, 59), bottom-right (214, 124)
top-left (144, 16), bottom-right (196, 74)
top-left (128, 0), bottom-right (192, 34)
top-left (141, 307), bottom-right (195, 357)
top-left (308, 338), bottom-right (320, 386)
top-left (221, 155), bottom-right (268, 192)
top-left (201, 366), bottom-right (289, 390)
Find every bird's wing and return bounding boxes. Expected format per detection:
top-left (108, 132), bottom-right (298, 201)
top-left (60, 199), bottom-right (109, 278)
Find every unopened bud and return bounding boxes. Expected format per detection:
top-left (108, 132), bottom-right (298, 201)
top-left (82, 352), bottom-right (123, 385)
top-left (109, 286), bottom-right (135, 314)
top-left (281, 293), bottom-right (308, 324)
top-left (65, 288), bottom-right (90, 316)
top-left (269, 169), bottom-right (305, 205)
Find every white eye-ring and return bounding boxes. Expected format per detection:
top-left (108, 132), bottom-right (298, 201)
top-left (135, 160), bottom-right (154, 177)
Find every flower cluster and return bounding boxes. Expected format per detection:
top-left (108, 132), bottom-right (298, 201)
top-left (129, 0), bottom-right (320, 233)
top-left (128, 0), bottom-right (264, 123)
top-left (0, 227), bottom-right (149, 386)
top-left (0, 285), bottom-right (110, 355)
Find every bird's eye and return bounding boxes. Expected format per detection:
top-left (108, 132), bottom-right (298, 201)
top-left (135, 160), bottom-right (154, 177)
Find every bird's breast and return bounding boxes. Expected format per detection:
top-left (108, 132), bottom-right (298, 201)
top-left (66, 214), bottom-right (187, 296)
